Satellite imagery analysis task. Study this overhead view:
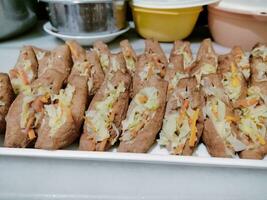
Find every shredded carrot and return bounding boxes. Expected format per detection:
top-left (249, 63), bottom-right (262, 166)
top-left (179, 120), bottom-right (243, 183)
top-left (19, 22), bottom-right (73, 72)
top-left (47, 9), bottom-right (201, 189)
top-left (28, 129), bottom-right (36, 140)
top-left (147, 65), bottom-right (154, 78)
top-left (231, 62), bottom-right (238, 74)
top-left (189, 108), bottom-right (199, 147)
top-left (26, 115), bottom-right (35, 130)
top-left (173, 143), bottom-right (185, 155)
top-left (176, 100), bottom-right (189, 126)
top-left (238, 98), bottom-right (258, 107)
top-left (231, 63), bottom-right (240, 87)
top-left (225, 115), bottom-right (240, 123)
top-left (183, 100), bottom-right (189, 109)
top-left (18, 68), bottom-right (30, 84)
top-left (9, 69), bottom-right (19, 78)
top-left (138, 94), bottom-right (148, 104)
top-left (40, 95), bottom-right (49, 103)
top-left (257, 134), bottom-right (266, 145)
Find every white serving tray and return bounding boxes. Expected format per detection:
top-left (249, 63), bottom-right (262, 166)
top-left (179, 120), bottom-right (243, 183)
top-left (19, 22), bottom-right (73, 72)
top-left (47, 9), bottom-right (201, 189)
top-left (0, 30), bottom-right (267, 200)
top-left (1, 132), bottom-right (267, 200)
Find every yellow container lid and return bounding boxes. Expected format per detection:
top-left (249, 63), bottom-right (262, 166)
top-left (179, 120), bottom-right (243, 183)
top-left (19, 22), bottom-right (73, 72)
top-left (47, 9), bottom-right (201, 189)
top-left (132, 0), bottom-right (220, 9)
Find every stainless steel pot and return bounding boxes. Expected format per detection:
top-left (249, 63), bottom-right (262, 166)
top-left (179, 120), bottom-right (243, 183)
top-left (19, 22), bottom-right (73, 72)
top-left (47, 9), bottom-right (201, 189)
top-left (0, 0), bottom-right (37, 40)
top-left (41, 0), bottom-right (127, 36)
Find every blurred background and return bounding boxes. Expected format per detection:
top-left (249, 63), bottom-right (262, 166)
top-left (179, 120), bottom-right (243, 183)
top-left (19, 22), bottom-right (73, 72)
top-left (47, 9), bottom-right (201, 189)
top-left (1, 0), bottom-right (266, 50)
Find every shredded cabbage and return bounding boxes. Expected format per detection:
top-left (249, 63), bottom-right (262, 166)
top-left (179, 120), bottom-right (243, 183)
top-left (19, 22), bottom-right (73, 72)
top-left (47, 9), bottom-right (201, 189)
top-left (11, 60), bottom-right (34, 94)
top-left (0, 100), bottom-right (5, 106)
top-left (202, 85), bottom-right (224, 100)
top-left (247, 86), bottom-right (267, 103)
top-left (110, 56), bottom-right (120, 72)
top-left (158, 112), bottom-right (191, 152)
top-left (85, 82), bottom-right (125, 142)
top-left (239, 104), bottom-right (267, 145)
top-left (99, 54), bottom-right (109, 72)
top-left (205, 98), bottom-right (246, 152)
top-left (46, 84), bottom-right (75, 134)
top-left (121, 87), bottom-right (159, 142)
top-left (20, 60), bottom-right (34, 83)
top-left (236, 54), bottom-right (250, 79)
top-left (252, 45), bottom-right (267, 60)
top-left (255, 62), bottom-right (267, 81)
top-left (94, 48), bottom-right (109, 72)
top-left (222, 72), bottom-right (241, 101)
top-left (194, 63), bottom-right (217, 84)
top-left (124, 57), bottom-right (135, 73)
top-left (139, 62), bottom-right (153, 81)
top-left (134, 87), bottom-right (159, 110)
top-left (173, 44), bottom-right (193, 69)
top-left (51, 84), bottom-right (75, 107)
top-left (251, 45), bottom-right (267, 80)
top-left (73, 61), bottom-right (90, 76)
top-left (45, 104), bottom-right (67, 134)
top-left (169, 72), bottom-right (188, 92)
top-left (36, 51), bottom-right (45, 61)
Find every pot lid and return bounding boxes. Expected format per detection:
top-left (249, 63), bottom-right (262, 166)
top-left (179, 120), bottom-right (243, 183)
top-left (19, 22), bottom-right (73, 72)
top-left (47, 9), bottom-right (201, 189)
top-left (132, 0), bottom-right (219, 9)
top-left (210, 0), bottom-right (267, 16)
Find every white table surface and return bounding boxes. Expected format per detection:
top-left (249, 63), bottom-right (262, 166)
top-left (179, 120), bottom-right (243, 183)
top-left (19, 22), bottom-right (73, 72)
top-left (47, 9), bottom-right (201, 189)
top-left (0, 22), bottom-right (266, 200)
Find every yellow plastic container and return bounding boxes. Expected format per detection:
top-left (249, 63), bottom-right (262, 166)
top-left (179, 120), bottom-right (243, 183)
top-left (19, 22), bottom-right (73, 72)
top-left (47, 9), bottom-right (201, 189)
top-left (131, 5), bottom-right (203, 42)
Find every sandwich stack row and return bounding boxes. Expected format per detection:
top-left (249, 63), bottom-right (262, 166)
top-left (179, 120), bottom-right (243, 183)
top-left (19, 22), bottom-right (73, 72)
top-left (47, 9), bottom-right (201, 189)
top-left (1, 38), bottom-right (267, 160)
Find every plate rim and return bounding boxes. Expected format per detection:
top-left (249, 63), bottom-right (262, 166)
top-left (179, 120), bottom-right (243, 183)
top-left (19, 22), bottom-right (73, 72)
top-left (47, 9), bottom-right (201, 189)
top-left (43, 22), bottom-right (130, 39)
top-left (1, 147), bottom-right (267, 170)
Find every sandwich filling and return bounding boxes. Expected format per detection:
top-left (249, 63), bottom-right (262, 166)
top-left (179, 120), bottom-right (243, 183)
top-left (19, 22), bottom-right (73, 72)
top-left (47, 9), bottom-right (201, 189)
top-left (45, 84), bottom-right (75, 135)
top-left (94, 48), bottom-right (109, 73)
top-left (121, 87), bottom-right (159, 142)
top-left (172, 44), bottom-right (193, 69)
top-left (205, 97), bottom-right (246, 155)
top-left (238, 86), bottom-right (267, 147)
top-left (194, 61), bottom-right (217, 85)
top-left (122, 47), bottom-right (136, 74)
top-left (252, 45), bottom-right (267, 81)
top-left (10, 59), bottom-right (35, 94)
top-left (139, 60), bottom-right (164, 81)
top-left (73, 60), bottom-right (94, 94)
top-left (167, 71), bottom-right (188, 94)
top-left (158, 100), bottom-right (200, 154)
top-left (20, 85), bottom-right (52, 140)
top-left (233, 52), bottom-right (250, 80)
top-left (85, 82), bottom-right (125, 143)
top-left (222, 62), bottom-right (242, 101)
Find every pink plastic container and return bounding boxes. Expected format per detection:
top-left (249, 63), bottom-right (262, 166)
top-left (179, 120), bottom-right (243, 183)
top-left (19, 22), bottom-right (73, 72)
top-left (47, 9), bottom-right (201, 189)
top-left (208, 4), bottom-right (267, 51)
